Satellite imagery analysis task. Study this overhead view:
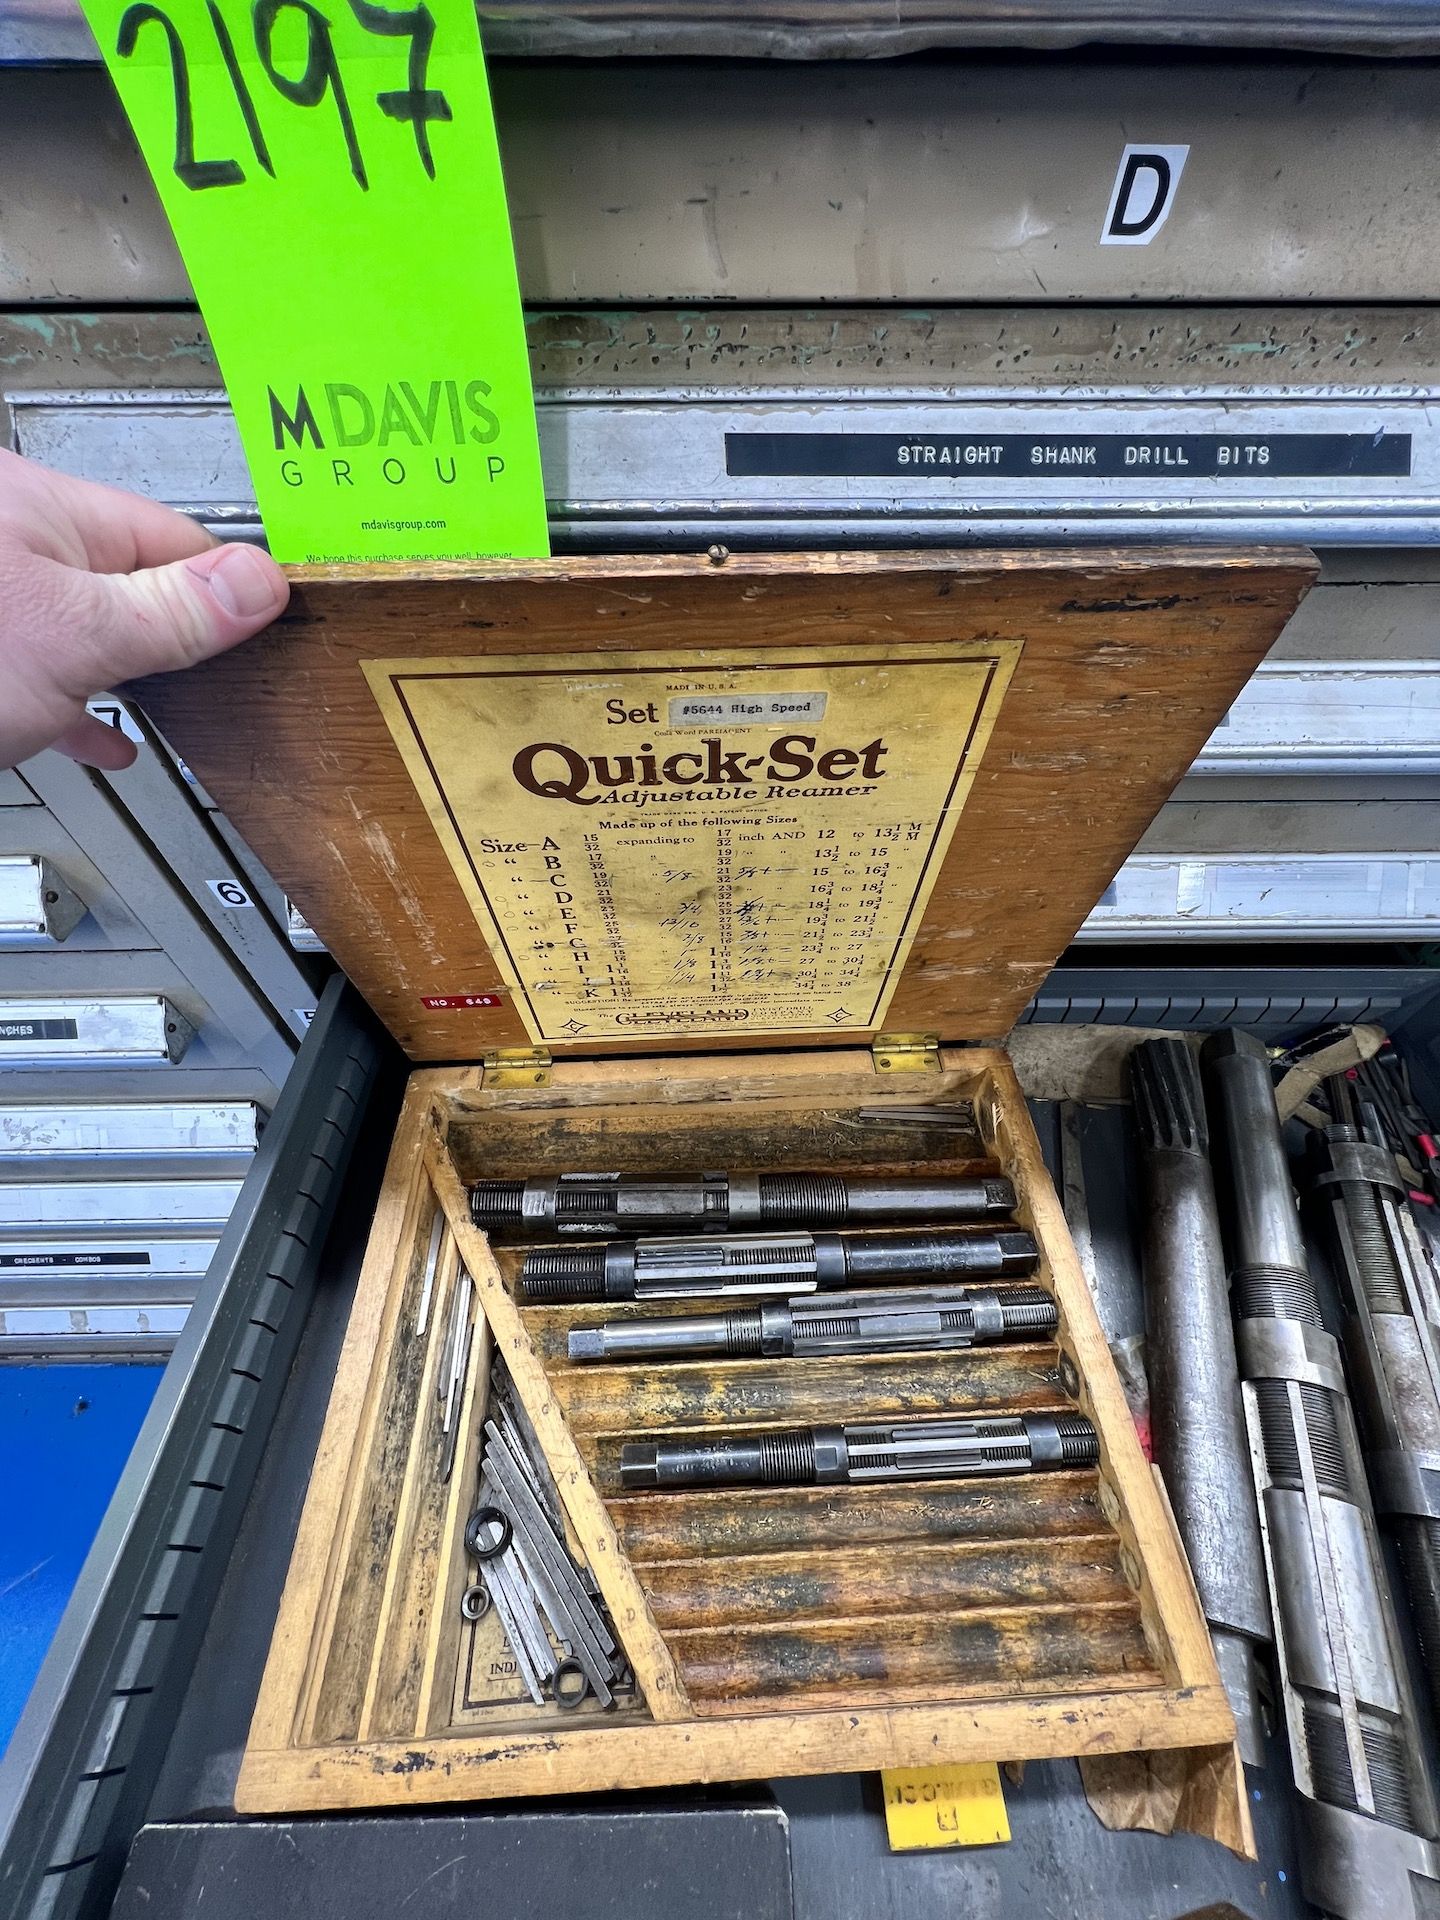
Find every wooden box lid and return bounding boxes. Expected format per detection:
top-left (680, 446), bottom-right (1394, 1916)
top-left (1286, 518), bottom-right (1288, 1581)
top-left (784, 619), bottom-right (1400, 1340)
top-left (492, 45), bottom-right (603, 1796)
top-left (134, 548), bottom-right (1314, 1062)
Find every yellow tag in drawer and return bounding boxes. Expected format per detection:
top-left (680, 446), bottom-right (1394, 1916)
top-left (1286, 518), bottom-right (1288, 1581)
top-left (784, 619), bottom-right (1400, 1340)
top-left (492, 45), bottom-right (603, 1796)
top-left (881, 1763), bottom-right (1011, 1850)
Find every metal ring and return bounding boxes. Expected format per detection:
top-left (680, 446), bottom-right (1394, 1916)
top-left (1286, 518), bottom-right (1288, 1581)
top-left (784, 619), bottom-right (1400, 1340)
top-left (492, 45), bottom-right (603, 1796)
top-left (552, 1658), bottom-right (590, 1711)
top-left (460, 1581), bottom-right (491, 1623)
top-left (464, 1505), bottom-right (512, 1561)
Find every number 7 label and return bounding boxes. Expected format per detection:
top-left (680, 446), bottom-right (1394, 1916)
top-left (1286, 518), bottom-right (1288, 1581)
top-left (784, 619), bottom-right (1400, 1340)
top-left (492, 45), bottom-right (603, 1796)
top-left (80, 0), bottom-right (549, 564)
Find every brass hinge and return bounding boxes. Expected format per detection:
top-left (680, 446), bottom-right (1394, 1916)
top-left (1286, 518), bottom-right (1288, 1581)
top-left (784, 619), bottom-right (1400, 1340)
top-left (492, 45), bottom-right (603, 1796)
top-left (870, 1032), bottom-right (941, 1074)
top-left (481, 1046), bottom-right (553, 1088)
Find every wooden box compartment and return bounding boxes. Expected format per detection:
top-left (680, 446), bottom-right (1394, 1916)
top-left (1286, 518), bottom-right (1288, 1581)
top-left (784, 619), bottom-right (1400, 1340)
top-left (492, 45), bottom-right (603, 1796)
top-left (236, 1047), bottom-right (1233, 1810)
top-left (131, 546), bottom-right (1316, 1813)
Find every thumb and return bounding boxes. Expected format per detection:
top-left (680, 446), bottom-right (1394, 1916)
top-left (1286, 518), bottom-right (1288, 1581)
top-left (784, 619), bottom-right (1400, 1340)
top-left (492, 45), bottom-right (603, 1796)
top-left (77, 542), bottom-right (290, 684)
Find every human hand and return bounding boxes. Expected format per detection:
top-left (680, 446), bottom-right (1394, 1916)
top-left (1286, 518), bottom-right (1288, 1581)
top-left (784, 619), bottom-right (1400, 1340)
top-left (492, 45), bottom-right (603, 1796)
top-left (0, 448), bottom-right (289, 771)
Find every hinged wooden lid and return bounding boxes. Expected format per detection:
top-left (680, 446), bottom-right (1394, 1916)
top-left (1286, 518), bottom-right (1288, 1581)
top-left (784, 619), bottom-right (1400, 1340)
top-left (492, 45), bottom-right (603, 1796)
top-left (133, 548), bottom-right (1313, 1062)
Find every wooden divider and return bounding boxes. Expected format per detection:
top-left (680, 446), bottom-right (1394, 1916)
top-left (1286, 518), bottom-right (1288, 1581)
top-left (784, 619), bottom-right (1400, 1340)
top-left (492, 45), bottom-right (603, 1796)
top-left (423, 1116), bottom-right (693, 1722)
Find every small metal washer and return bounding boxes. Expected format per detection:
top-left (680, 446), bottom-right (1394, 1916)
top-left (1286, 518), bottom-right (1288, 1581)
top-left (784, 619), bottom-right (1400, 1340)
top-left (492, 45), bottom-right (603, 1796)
top-left (460, 1581), bottom-right (491, 1623)
top-left (464, 1505), bottom-right (512, 1561)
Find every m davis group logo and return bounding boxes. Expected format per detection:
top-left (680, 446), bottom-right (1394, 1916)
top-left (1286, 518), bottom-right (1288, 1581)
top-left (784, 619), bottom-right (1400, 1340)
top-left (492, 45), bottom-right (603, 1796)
top-left (264, 377), bottom-right (508, 491)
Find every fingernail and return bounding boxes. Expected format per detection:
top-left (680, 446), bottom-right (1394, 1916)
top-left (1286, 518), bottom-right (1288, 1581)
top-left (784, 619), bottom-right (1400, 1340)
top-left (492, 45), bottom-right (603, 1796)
top-left (188, 544), bottom-right (287, 619)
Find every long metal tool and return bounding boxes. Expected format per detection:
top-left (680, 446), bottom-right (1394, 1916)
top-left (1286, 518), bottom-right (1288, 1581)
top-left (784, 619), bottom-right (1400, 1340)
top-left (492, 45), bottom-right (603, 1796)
top-left (1308, 1077), bottom-right (1440, 1733)
top-left (488, 1370), bottom-right (564, 1529)
top-left (568, 1282), bottom-right (1056, 1362)
top-left (620, 1410), bottom-right (1097, 1491)
top-left (483, 1425), bottom-right (616, 1658)
top-left (413, 1209), bottom-right (445, 1339)
top-left (462, 1387), bottom-right (627, 1712)
top-left (522, 1225), bottom-right (1038, 1304)
top-left (1203, 1029), bottom-right (1440, 1920)
top-left (477, 1469), bottom-right (608, 1703)
top-left (477, 1539), bottom-right (548, 1706)
top-left (437, 1266), bottom-right (474, 1484)
top-left (1058, 1100), bottom-right (1150, 1433)
top-left (1130, 1038), bottom-right (1272, 1766)
top-left (483, 1428), bottom-right (617, 1707)
top-left (472, 1169), bottom-right (1017, 1236)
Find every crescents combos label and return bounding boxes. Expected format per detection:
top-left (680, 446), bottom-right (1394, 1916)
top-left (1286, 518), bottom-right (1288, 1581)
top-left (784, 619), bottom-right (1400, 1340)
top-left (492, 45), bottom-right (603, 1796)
top-left (365, 642), bottom-right (1019, 1043)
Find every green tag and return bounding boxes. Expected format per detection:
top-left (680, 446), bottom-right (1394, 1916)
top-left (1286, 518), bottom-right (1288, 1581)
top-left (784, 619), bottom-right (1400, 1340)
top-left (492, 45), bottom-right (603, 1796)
top-left (79, 0), bottom-right (548, 563)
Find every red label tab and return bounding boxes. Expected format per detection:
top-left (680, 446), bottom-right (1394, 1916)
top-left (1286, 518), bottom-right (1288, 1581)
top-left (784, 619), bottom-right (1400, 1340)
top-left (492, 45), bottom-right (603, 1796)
top-left (422, 994), bottom-right (504, 1011)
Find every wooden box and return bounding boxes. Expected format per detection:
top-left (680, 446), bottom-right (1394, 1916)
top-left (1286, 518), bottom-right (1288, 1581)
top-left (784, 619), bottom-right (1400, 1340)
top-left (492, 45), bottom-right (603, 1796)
top-left (135, 546), bottom-right (1314, 1812)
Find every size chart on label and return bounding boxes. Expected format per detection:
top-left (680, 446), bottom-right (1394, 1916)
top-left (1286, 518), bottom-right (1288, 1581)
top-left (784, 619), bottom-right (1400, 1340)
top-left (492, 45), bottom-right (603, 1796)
top-left (366, 644), bottom-right (1019, 1042)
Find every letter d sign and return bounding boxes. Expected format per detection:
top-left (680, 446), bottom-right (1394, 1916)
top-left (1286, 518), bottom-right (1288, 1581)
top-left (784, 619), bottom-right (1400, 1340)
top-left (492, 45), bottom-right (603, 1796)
top-left (1101, 143), bottom-right (1190, 245)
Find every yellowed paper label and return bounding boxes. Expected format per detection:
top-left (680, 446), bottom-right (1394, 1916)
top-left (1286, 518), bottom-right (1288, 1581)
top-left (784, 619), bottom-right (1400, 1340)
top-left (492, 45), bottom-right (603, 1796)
top-left (365, 641), bottom-right (1019, 1043)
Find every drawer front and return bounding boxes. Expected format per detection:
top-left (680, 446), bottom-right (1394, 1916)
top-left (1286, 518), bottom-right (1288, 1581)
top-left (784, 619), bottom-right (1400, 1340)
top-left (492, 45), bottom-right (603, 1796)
top-left (5, 61), bottom-right (1440, 304)
top-left (13, 380), bottom-right (1440, 550)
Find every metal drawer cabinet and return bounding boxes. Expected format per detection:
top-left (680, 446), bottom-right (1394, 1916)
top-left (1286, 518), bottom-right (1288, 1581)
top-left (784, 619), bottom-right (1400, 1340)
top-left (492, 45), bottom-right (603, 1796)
top-left (0, 707), bottom-right (319, 1107)
top-left (0, 981), bottom-right (391, 1920)
top-left (0, 1107), bottom-right (261, 1360)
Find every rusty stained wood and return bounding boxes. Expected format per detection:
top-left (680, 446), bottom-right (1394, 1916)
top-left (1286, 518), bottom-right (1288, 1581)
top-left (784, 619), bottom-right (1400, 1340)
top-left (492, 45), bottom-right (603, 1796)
top-left (243, 1089), bottom-right (438, 1757)
top-left (239, 1681), bottom-right (1237, 1813)
top-left (673, 1599), bottom-right (1158, 1712)
top-left (637, 1530), bottom-right (1127, 1628)
top-left (306, 1207), bottom-right (441, 1744)
top-left (132, 547), bottom-right (1315, 1062)
top-left (446, 1081), bottom-right (989, 1189)
top-left (300, 1102), bottom-right (441, 1748)
top-left (552, 1343), bottom-right (1067, 1437)
top-left (451, 1108), bottom-right (990, 1185)
top-left (610, 1471), bottom-right (1108, 1562)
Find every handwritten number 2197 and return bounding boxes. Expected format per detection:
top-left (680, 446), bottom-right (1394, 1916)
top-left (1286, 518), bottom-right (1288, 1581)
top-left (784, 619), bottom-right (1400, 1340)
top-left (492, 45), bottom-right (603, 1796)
top-left (116, 0), bottom-right (453, 190)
